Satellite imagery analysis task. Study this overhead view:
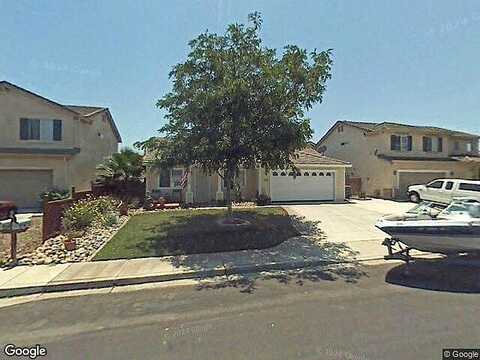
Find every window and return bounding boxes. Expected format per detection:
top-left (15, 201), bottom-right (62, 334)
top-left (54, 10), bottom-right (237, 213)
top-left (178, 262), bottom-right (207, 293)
top-left (459, 183), bottom-right (480, 192)
top-left (326, 172), bottom-right (332, 176)
top-left (467, 143), bottom-right (473, 152)
top-left (391, 135), bottom-right (412, 152)
top-left (288, 172), bottom-right (294, 176)
top-left (172, 169), bottom-right (184, 187)
top-left (454, 141), bottom-right (460, 151)
top-left (437, 137), bottom-right (443, 152)
top-left (272, 172), bottom-right (278, 176)
top-left (422, 136), bottom-right (433, 152)
top-left (159, 168), bottom-right (171, 188)
top-left (159, 168), bottom-right (184, 188)
top-left (319, 172), bottom-right (325, 176)
top-left (296, 171), bottom-right (301, 176)
top-left (445, 181), bottom-right (454, 190)
top-left (280, 172), bottom-right (286, 176)
top-left (427, 180), bottom-right (444, 189)
top-left (311, 172), bottom-right (317, 176)
top-left (304, 172), bottom-right (309, 176)
top-left (20, 118), bottom-right (62, 141)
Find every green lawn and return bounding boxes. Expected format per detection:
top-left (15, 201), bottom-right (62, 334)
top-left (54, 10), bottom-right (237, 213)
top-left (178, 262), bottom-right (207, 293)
top-left (93, 207), bottom-right (298, 260)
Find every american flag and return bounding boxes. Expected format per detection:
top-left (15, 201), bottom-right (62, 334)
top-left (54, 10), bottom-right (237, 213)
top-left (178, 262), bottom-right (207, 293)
top-left (180, 169), bottom-right (189, 188)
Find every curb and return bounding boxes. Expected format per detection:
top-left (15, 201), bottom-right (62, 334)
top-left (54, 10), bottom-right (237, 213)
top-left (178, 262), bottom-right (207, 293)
top-left (0, 257), bottom-right (365, 299)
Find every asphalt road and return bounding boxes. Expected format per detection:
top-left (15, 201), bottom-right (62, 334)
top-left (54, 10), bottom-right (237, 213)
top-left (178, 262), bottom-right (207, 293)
top-left (1, 259), bottom-right (480, 360)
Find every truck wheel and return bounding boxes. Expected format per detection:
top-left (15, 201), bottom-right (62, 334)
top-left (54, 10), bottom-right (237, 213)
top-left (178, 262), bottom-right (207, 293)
top-left (409, 192), bottom-right (420, 203)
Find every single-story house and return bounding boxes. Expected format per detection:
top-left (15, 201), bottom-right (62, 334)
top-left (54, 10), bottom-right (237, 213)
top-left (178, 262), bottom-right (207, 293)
top-left (145, 147), bottom-right (351, 203)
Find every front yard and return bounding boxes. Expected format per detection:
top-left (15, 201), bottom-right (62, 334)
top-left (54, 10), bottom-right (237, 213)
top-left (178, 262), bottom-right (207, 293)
top-left (93, 207), bottom-right (298, 260)
top-left (0, 216), bottom-right (43, 264)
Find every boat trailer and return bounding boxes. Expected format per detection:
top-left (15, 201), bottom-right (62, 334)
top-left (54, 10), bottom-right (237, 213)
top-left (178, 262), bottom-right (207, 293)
top-left (382, 237), bottom-right (414, 264)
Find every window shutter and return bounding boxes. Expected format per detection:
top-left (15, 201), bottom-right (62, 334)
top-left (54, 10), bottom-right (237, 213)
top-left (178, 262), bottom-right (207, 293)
top-left (53, 120), bottom-right (62, 141)
top-left (407, 136), bottom-right (412, 151)
top-left (20, 118), bottom-right (29, 140)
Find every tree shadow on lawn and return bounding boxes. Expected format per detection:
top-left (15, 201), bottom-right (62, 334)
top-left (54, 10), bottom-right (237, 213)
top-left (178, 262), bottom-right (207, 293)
top-left (134, 210), bottom-right (299, 257)
top-left (165, 214), bottom-right (367, 293)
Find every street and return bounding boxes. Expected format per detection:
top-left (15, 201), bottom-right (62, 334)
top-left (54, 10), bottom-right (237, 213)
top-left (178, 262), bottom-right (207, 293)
top-left (1, 259), bottom-right (479, 360)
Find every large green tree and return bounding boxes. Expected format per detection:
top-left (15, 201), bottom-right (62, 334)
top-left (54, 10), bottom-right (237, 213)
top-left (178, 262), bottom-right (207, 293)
top-left (141, 13), bottom-right (333, 215)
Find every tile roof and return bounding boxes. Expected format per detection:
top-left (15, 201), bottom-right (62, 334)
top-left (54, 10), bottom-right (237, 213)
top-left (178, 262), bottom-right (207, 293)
top-left (293, 147), bottom-right (350, 165)
top-left (342, 120), bottom-right (479, 138)
top-left (64, 105), bottom-right (105, 116)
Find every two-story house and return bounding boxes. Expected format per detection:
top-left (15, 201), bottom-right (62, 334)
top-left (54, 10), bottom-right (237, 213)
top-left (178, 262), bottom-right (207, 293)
top-left (317, 121), bottom-right (480, 199)
top-left (0, 81), bottom-right (122, 209)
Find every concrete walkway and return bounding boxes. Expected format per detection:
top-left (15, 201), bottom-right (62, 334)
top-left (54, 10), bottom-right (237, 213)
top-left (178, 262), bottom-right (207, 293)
top-left (0, 199), bottom-right (417, 298)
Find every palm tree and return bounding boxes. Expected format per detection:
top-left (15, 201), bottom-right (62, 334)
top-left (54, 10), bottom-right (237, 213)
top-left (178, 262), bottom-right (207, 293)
top-left (96, 148), bottom-right (144, 186)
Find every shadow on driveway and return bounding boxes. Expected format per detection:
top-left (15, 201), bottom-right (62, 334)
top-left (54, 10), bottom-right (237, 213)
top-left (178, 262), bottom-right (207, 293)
top-left (166, 215), bottom-right (366, 293)
top-left (385, 256), bottom-right (480, 293)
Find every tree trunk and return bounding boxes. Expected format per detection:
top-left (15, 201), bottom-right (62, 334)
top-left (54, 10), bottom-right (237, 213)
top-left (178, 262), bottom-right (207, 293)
top-left (225, 170), bottom-right (233, 218)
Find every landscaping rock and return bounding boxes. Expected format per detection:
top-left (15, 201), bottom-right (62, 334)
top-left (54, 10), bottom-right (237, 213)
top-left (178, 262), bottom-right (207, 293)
top-left (17, 215), bottom-right (128, 266)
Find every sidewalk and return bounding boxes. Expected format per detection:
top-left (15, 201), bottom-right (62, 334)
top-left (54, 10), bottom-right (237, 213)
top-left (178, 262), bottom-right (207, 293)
top-left (0, 234), bottom-right (392, 299)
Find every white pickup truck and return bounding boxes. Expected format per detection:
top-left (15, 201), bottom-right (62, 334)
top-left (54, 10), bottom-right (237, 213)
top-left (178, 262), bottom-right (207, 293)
top-left (407, 179), bottom-right (480, 204)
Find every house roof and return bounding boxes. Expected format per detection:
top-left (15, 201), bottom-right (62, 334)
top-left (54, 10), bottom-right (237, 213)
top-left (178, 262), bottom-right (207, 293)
top-left (293, 147), bottom-right (350, 166)
top-left (64, 105), bottom-right (105, 117)
top-left (0, 80), bottom-right (122, 143)
top-left (317, 120), bottom-right (479, 145)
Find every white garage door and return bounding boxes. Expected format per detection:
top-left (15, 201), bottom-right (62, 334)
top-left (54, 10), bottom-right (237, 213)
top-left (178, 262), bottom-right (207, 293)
top-left (0, 170), bottom-right (53, 209)
top-left (270, 169), bottom-right (335, 201)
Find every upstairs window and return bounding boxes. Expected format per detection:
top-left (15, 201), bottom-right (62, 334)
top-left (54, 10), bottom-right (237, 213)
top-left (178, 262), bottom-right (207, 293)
top-left (423, 136), bottom-right (433, 152)
top-left (391, 135), bottom-right (412, 152)
top-left (437, 137), bottom-right (443, 152)
top-left (20, 118), bottom-right (62, 141)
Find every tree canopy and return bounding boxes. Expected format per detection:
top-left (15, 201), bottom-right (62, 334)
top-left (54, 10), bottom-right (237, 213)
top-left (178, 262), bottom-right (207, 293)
top-left (138, 12), bottom-right (333, 213)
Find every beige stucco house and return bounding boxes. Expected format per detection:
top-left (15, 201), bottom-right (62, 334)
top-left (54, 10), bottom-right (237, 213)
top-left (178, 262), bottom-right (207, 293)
top-left (145, 147), bottom-right (351, 204)
top-left (317, 121), bottom-right (480, 199)
top-left (0, 81), bottom-right (122, 208)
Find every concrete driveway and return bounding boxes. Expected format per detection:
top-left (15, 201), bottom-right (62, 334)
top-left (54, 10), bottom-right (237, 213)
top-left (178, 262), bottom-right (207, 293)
top-left (285, 199), bottom-right (414, 260)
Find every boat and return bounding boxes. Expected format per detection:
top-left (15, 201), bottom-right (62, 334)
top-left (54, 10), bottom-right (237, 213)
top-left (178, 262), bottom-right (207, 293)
top-left (376, 198), bottom-right (480, 260)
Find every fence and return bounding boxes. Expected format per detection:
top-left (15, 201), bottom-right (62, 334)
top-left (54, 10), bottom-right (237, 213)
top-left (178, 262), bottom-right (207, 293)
top-left (42, 181), bottom-right (145, 241)
top-left (346, 177), bottom-right (362, 196)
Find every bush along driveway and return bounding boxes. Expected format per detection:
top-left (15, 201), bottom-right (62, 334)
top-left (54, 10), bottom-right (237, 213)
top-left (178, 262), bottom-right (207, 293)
top-left (93, 208), bottom-right (298, 260)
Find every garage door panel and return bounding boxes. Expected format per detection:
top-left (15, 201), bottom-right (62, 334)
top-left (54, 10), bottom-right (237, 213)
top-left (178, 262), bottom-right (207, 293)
top-left (0, 170), bottom-right (53, 208)
top-left (398, 171), bottom-right (447, 198)
top-left (270, 169), bottom-right (335, 201)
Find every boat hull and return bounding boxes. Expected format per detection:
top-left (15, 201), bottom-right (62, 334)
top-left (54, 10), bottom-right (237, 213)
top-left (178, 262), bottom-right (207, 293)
top-left (376, 221), bottom-right (480, 254)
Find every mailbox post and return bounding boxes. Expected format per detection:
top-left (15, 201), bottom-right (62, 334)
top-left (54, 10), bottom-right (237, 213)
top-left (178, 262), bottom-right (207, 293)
top-left (0, 213), bottom-right (31, 266)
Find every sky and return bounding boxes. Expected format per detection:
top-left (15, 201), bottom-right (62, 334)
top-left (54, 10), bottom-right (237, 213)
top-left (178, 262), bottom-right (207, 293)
top-left (1, 0), bottom-right (479, 148)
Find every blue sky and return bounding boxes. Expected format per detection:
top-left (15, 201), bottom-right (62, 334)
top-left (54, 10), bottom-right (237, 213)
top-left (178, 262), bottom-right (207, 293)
top-left (1, 0), bottom-right (479, 147)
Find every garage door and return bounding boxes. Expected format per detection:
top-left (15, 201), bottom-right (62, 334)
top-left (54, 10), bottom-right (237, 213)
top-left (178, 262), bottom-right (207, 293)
top-left (0, 170), bottom-right (53, 209)
top-left (270, 169), bottom-right (335, 201)
top-left (398, 171), bottom-right (447, 199)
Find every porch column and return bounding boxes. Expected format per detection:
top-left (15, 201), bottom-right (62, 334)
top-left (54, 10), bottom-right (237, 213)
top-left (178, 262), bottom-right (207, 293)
top-left (185, 168), bottom-right (194, 203)
top-left (215, 172), bottom-right (224, 201)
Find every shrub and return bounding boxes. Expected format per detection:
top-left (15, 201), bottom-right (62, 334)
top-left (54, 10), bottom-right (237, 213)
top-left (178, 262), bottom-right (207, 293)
top-left (40, 188), bottom-right (70, 201)
top-left (255, 194), bottom-right (271, 206)
top-left (62, 196), bottom-right (120, 231)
